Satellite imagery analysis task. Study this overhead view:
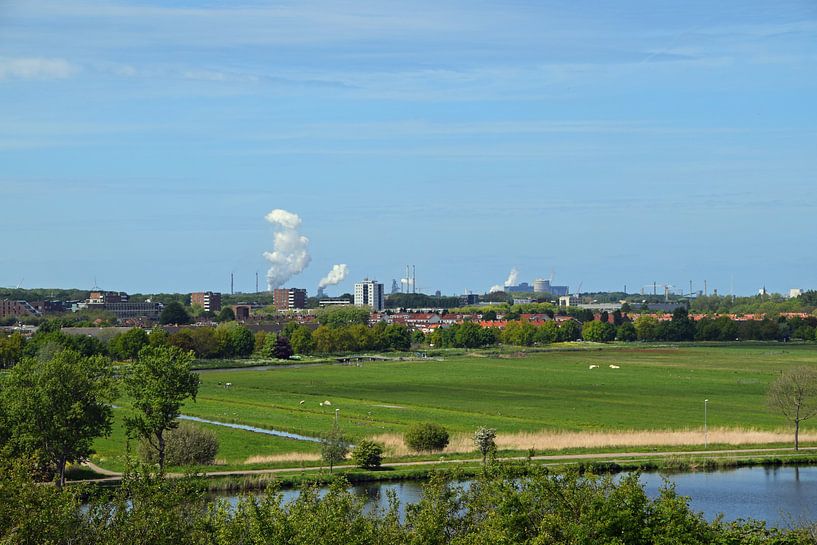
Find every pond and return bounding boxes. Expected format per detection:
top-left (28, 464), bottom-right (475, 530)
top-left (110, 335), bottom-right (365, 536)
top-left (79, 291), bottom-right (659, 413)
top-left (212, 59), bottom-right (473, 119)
top-left (221, 466), bottom-right (817, 528)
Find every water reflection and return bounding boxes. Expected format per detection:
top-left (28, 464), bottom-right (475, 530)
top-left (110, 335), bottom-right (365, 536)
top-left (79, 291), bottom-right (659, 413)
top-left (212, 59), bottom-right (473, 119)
top-left (219, 466), bottom-right (817, 528)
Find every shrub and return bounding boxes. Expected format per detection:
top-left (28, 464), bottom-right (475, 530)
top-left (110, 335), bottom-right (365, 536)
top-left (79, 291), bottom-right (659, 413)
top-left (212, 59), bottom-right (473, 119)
top-left (404, 422), bottom-right (450, 453)
top-left (139, 423), bottom-right (219, 466)
top-left (351, 440), bottom-right (383, 470)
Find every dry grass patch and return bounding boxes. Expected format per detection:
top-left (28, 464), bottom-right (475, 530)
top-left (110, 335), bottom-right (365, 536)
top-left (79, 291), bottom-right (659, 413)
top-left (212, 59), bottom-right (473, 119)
top-left (244, 453), bottom-right (322, 464)
top-left (371, 427), bottom-right (816, 457)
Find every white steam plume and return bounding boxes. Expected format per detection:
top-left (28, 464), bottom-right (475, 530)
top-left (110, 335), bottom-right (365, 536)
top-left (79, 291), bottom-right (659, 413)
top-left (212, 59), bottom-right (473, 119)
top-left (263, 209), bottom-right (311, 290)
top-left (318, 264), bottom-right (349, 289)
top-left (504, 267), bottom-right (519, 287)
top-left (489, 284), bottom-right (504, 293)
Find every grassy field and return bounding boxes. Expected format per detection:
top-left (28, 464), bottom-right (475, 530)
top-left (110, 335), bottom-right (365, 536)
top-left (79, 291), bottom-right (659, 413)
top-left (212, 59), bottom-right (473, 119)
top-left (91, 344), bottom-right (817, 472)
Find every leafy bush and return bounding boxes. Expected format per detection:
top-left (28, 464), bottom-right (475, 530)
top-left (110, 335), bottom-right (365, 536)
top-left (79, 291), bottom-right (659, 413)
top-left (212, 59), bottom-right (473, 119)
top-left (351, 440), bottom-right (383, 470)
top-left (139, 423), bottom-right (219, 466)
top-left (404, 422), bottom-right (449, 453)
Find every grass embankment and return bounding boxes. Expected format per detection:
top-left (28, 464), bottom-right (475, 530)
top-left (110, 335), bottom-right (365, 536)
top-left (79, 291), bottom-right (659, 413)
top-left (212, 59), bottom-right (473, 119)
top-left (91, 344), bottom-right (817, 474)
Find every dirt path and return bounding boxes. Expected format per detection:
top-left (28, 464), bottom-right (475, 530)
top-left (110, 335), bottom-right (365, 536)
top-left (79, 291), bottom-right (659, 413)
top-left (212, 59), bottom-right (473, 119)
top-left (78, 445), bottom-right (817, 482)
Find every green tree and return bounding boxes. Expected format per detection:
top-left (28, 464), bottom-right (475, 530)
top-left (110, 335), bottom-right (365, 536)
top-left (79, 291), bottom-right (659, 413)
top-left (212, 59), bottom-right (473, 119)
top-left (147, 326), bottom-right (169, 347)
top-left (215, 307), bottom-right (235, 322)
top-left (617, 322), bottom-right (637, 342)
top-left (536, 321), bottom-right (559, 344)
top-left (384, 323), bottom-right (412, 351)
top-left (768, 366), bottom-right (817, 450)
top-left (124, 345), bottom-right (200, 471)
top-left (634, 315), bottom-right (660, 341)
top-left (290, 326), bottom-right (315, 355)
top-left (0, 350), bottom-right (116, 486)
top-left (0, 332), bottom-right (24, 368)
top-left (473, 426), bottom-right (497, 464)
top-left (317, 306), bottom-right (371, 328)
top-left (214, 322), bottom-right (254, 358)
top-left (558, 320), bottom-right (582, 341)
top-left (108, 327), bottom-right (149, 360)
top-left (453, 321), bottom-right (484, 348)
top-left (160, 302), bottom-right (191, 325)
top-left (502, 321), bottom-right (537, 346)
top-left (320, 422), bottom-right (350, 472)
top-left (582, 320), bottom-right (616, 343)
top-left (404, 422), bottom-right (450, 453)
top-left (351, 439), bottom-right (383, 470)
top-left (188, 327), bottom-right (219, 359)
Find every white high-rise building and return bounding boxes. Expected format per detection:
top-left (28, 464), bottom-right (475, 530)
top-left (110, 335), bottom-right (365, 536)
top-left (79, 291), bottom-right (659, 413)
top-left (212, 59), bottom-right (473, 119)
top-left (354, 279), bottom-right (384, 311)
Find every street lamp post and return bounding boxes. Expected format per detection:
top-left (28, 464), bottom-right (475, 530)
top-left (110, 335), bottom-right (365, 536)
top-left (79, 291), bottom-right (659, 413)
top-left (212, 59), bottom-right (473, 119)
top-left (704, 399), bottom-right (709, 449)
top-left (335, 408), bottom-right (339, 425)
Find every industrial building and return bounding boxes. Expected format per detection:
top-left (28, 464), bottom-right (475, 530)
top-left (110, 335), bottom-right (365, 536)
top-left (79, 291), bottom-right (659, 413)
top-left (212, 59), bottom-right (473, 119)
top-left (82, 290), bottom-right (161, 320)
top-left (273, 288), bottom-right (307, 310)
top-left (191, 291), bottom-right (222, 313)
top-left (0, 300), bottom-right (40, 319)
top-left (354, 279), bottom-right (384, 311)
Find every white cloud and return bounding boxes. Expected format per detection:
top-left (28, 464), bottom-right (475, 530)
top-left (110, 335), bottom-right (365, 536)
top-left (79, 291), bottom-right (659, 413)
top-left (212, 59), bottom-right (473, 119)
top-left (0, 57), bottom-right (77, 80)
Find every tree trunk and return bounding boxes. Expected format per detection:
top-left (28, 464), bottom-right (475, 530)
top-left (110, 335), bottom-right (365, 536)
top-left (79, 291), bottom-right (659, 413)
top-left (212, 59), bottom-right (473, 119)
top-left (158, 431), bottom-right (166, 472)
top-left (795, 418), bottom-right (800, 451)
top-left (57, 456), bottom-right (66, 488)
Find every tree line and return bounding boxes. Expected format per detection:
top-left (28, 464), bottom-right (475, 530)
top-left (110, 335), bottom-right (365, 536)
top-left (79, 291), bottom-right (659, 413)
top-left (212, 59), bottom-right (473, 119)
top-left (2, 308), bottom-right (816, 369)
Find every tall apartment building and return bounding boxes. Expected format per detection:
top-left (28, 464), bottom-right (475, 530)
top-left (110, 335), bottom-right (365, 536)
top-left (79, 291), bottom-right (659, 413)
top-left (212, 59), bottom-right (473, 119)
top-left (191, 291), bottom-right (222, 313)
top-left (354, 279), bottom-right (384, 311)
top-left (273, 288), bottom-right (307, 310)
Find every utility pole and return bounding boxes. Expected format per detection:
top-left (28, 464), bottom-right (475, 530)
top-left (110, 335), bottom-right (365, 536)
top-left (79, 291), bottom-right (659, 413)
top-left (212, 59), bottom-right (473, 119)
top-left (231, 272), bottom-right (234, 295)
top-left (255, 272), bottom-right (259, 294)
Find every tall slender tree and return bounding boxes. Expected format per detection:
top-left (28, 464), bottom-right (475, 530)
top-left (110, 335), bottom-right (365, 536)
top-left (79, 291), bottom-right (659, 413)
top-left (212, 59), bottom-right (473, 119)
top-left (124, 345), bottom-right (199, 471)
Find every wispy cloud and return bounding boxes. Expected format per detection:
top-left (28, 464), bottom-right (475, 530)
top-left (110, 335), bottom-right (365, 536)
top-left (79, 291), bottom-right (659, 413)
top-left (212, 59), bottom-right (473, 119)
top-left (0, 57), bottom-right (77, 80)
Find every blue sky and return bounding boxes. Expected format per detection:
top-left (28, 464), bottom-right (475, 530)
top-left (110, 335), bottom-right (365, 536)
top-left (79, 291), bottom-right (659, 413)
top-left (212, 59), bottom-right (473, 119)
top-left (1, 0), bottom-right (815, 296)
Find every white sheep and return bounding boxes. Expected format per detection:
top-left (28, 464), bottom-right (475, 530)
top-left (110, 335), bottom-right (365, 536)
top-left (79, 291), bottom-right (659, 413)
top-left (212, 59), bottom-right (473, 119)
top-left (609, 364), bottom-right (620, 369)
top-left (224, 382), bottom-right (233, 388)
top-left (299, 400), bottom-right (305, 405)
top-left (323, 400), bottom-right (332, 406)
top-left (589, 365), bottom-right (599, 369)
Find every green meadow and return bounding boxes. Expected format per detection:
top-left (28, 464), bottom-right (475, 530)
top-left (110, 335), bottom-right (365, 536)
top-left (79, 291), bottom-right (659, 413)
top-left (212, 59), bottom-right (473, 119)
top-left (91, 344), bottom-right (817, 471)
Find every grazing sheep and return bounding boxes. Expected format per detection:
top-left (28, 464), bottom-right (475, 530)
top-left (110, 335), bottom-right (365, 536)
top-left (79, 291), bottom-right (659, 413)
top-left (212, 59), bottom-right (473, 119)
top-left (224, 382), bottom-right (233, 388)
top-left (589, 365), bottom-right (599, 369)
top-left (323, 400), bottom-right (332, 406)
top-left (609, 364), bottom-right (620, 369)
top-left (299, 400), bottom-right (305, 405)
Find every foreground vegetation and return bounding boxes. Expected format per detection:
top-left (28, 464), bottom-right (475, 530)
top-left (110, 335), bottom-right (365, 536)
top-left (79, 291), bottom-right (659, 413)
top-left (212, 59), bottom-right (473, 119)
top-left (4, 459), bottom-right (817, 544)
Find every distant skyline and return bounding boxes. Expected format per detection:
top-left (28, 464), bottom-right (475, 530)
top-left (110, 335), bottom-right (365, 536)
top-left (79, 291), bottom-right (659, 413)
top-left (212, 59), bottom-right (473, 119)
top-left (1, 1), bottom-right (815, 296)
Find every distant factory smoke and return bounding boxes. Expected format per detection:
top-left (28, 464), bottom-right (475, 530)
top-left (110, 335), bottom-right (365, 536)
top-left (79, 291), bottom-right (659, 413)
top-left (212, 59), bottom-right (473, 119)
top-left (262, 209), bottom-right (311, 290)
top-left (318, 264), bottom-right (349, 289)
top-left (488, 267), bottom-right (519, 293)
top-left (504, 267), bottom-right (519, 287)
